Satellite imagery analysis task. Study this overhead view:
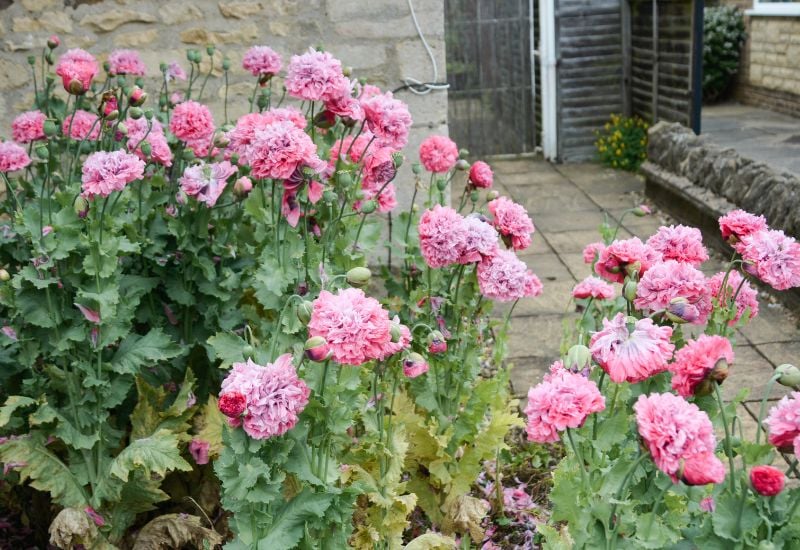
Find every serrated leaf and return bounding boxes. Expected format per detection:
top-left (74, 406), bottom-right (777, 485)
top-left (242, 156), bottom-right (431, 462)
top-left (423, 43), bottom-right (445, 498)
top-left (404, 533), bottom-right (457, 549)
top-left (109, 429), bottom-right (192, 482)
top-left (206, 331), bottom-right (247, 368)
top-left (0, 395), bottom-right (36, 428)
top-left (0, 434), bottom-right (87, 507)
top-left (256, 489), bottom-right (333, 549)
top-left (132, 513), bottom-right (222, 550)
top-left (194, 395), bottom-right (225, 459)
top-left (712, 491), bottom-right (760, 542)
top-left (112, 328), bottom-right (182, 375)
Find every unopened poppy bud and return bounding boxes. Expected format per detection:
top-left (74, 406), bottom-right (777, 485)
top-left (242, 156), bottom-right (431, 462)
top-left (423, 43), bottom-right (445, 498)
top-left (360, 200), bottom-right (377, 214)
top-left (304, 336), bottom-right (330, 362)
top-left (129, 87), bottom-right (146, 106)
top-left (392, 152), bottom-right (404, 169)
top-left (234, 176), bottom-right (253, 197)
top-left (206, 45), bottom-right (216, 56)
top-left (144, 109), bottom-right (154, 120)
top-left (182, 149), bottom-right (195, 161)
top-left (411, 162), bottom-right (422, 175)
top-left (34, 145), bottom-right (49, 159)
top-left (336, 171), bottom-right (352, 187)
top-left (27, 55), bottom-right (36, 66)
top-left (104, 110), bottom-right (119, 121)
top-left (297, 300), bottom-right (313, 324)
top-left (47, 35), bottom-right (60, 49)
top-left (343, 66), bottom-right (353, 77)
top-left (711, 358), bottom-right (729, 383)
top-left (403, 352), bottom-right (429, 378)
top-left (313, 109), bottom-right (336, 129)
top-left (346, 266), bottom-right (371, 287)
top-left (45, 74), bottom-right (54, 86)
top-left (458, 148), bottom-right (470, 159)
top-left (470, 190), bottom-right (479, 202)
top-left (632, 204), bottom-right (651, 217)
top-left (159, 62), bottom-right (168, 73)
top-left (43, 119), bottom-right (58, 137)
top-left (214, 134), bottom-right (230, 148)
top-left (140, 142), bottom-right (152, 157)
top-left (256, 93), bottom-right (269, 110)
top-left (67, 79), bottom-right (85, 95)
top-left (323, 190), bottom-right (338, 203)
top-left (0, 269), bottom-right (9, 282)
top-left (353, 189), bottom-right (365, 200)
top-left (128, 107), bottom-right (144, 120)
top-left (624, 261), bottom-right (642, 278)
top-left (218, 391), bottom-right (246, 417)
top-left (486, 190), bottom-right (499, 200)
top-left (230, 153), bottom-right (240, 165)
top-left (567, 344), bottom-right (592, 372)
top-left (436, 178), bottom-right (447, 191)
top-left (411, 203), bottom-right (419, 213)
top-left (776, 364), bottom-right (800, 387)
top-left (176, 190), bottom-right (188, 205)
top-left (622, 280), bottom-right (637, 302)
top-left (455, 159), bottom-right (470, 171)
top-left (73, 196), bottom-right (89, 218)
top-left (390, 324), bottom-right (402, 343)
top-left (116, 122), bottom-right (128, 136)
top-left (428, 331), bottom-right (447, 354)
top-left (241, 344), bottom-right (255, 359)
top-left (666, 297), bottom-right (700, 324)
top-left (222, 58), bottom-right (231, 71)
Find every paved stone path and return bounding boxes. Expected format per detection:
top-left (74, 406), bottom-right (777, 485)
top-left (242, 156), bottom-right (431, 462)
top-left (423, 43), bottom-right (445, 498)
top-left (703, 102), bottom-right (800, 178)
top-left (490, 159), bottom-right (800, 446)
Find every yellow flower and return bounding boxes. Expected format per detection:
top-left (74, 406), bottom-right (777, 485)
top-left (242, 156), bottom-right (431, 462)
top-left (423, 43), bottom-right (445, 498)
top-left (616, 149), bottom-right (622, 156)
top-left (605, 123), bottom-right (610, 131)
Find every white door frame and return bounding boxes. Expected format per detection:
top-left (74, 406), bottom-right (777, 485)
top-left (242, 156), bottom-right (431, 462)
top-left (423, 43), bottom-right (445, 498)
top-left (538, 0), bottom-right (558, 161)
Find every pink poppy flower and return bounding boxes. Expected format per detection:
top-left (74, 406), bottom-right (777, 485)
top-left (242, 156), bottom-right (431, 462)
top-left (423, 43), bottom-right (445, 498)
top-left (126, 116), bottom-right (173, 167)
top-left (708, 271), bottom-right (759, 325)
top-left (55, 48), bottom-right (98, 93)
top-left (242, 45), bottom-right (282, 78)
top-left (634, 260), bottom-right (712, 324)
top-left (80, 150), bottom-right (145, 199)
top-left (361, 91), bottom-right (413, 149)
top-left (419, 135), bottom-right (459, 174)
top-left (12, 111), bottom-right (46, 143)
top-left (418, 205), bottom-right (467, 268)
top-left (219, 355), bottom-right (309, 440)
top-left (634, 392), bottom-right (725, 484)
top-left (765, 392), bottom-right (800, 451)
top-left (107, 49), bottom-right (146, 76)
top-left (572, 276), bottom-right (615, 300)
top-left (719, 209), bottom-right (767, 244)
top-left (524, 369), bottom-right (605, 443)
top-left (62, 110), bottom-right (101, 141)
top-left (595, 237), bottom-right (661, 284)
top-left (179, 161), bottom-right (236, 207)
top-left (646, 224), bottom-right (708, 266)
top-left (468, 160), bottom-right (493, 189)
top-left (403, 353), bottom-right (429, 378)
top-left (739, 229), bottom-right (800, 291)
top-left (477, 249), bottom-right (543, 302)
top-left (459, 215), bottom-right (499, 264)
top-left (169, 100), bottom-right (215, 143)
top-left (0, 142), bottom-right (31, 173)
top-left (248, 120), bottom-right (322, 180)
top-left (589, 313), bottom-right (674, 384)
top-left (583, 242), bottom-right (605, 264)
top-left (188, 439), bottom-right (210, 465)
top-left (669, 335), bottom-right (734, 397)
top-left (487, 196), bottom-right (535, 251)
top-left (285, 48), bottom-right (344, 102)
top-left (307, 288), bottom-right (393, 366)
top-left (166, 61), bottom-right (187, 81)
top-left (324, 77), bottom-right (364, 122)
top-left (750, 465), bottom-right (785, 496)
top-left (75, 303), bottom-right (101, 324)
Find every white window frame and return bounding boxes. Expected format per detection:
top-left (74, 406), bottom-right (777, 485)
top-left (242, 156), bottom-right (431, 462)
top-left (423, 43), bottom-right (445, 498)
top-left (748, 0), bottom-right (800, 16)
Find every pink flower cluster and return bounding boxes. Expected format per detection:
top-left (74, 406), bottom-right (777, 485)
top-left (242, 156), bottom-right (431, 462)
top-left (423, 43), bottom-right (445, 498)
top-left (750, 465), bottom-right (785, 496)
top-left (242, 45), bottom-right (282, 78)
top-left (307, 288), bottom-right (401, 366)
top-left (0, 142), bottom-right (31, 173)
top-left (468, 161), bottom-right (493, 189)
top-left (739, 229), bottom-right (800, 291)
top-left (179, 161), bottom-right (236, 207)
top-left (81, 150), bottom-right (145, 199)
top-left (646, 224), bottom-right (708, 266)
top-left (634, 393), bottom-right (725, 485)
top-left (572, 276), bottom-right (615, 300)
top-left (418, 205), bottom-right (468, 268)
top-left (669, 335), bottom-right (734, 397)
top-left (595, 237), bottom-right (660, 284)
top-left (487, 197), bottom-right (535, 251)
top-left (285, 48), bottom-right (344, 102)
top-left (12, 111), bottom-right (46, 143)
top-left (589, 313), bottom-right (674, 383)
top-left (169, 100), bottom-right (215, 143)
top-left (126, 117), bottom-right (172, 167)
top-left (477, 249), bottom-right (542, 302)
top-left (765, 392), bottom-right (800, 454)
top-left (719, 209), bottom-right (767, 243)
top-left (219, 355), bottom-right (310, 440)
top-left (361, 91), bottom-right (413, 149)
top-left (108, 49), bottom-right (146, 76)
top-left (525, 368), bottom-right (605, 443)
top-left (248, 120), bottom-right (323, 180)
top-left (63, 110), bottom-right (101, 141)
top-left (419, 135), bottom-right (458, 174)
top-left (634, 260), bottom-right (711, 324)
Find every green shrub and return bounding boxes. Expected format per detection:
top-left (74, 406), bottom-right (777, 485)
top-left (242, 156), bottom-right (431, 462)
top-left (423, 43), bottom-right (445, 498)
top-left (594, 114), bottom-right (649, 172)
top-left (703, 6), bottom-right (747, 102)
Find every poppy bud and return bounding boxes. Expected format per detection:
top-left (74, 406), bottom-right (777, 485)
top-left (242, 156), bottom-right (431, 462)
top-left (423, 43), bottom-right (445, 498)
top-left (182, 149), bottom-right (195, 161)
top-left (0, 269), bottom-right (9, 282)
top-left (74, 196), bottom-right (89, 218)
top-left (428, 331), bottom-right (447, 354)
top-left (323, 190), bottom-right (338, 203)
top-left (218, 391), bottom-right (247, 417)
top-left (392, 152), bottom-right (404, 169)
top-left (436, 178), bottom-right (447, 191)
top-left (43, 120), bottom-right (58, 137)
top-left (206, 45), bottom-right (216, 56)
top-left (566, 344), bottom-right (592, 373)
top-left (144, 109), bottom-right (155, 120)
top-left (470, 190), bottom-right (479, 202)
top-left (632, 204), bottom-right (651, 217)
top-left (346, 266), bottom-right (371, 287)
top-left (486, 190), bottom-right (499, 200)
top-left (360, 200), bottom-right (377, 214)
top-left (403, 352), bottom-right (429, 378)
top-left (390, 324), bottom-right (402, 343)
top-left (455, 159), bottom-right (470, 171)
top-left (411, 162), bottom-right (422, 175)
top-left (140, 142), bottom-right (152, 157)
top-left (458, 148), bottom-right (470, 159)
top-left (776, 364), bottom-right (800, 387)
top-left (297, 300), bottom-right (313, 324)
top-left (304, 336), bottom-right (330, 362)
top-left (336, 171), bottom-right (352, 187)
top-left (129, 87), bottom-right (146, 106)
top-left (27, 55), bottom-right (36, 66)
top-left (241, 344), bottom-right (255, 359)
top-left (234, 177), bottom-right (253, 197)
top-left (622, 280), bottom-right (637, 302)
top-left (47, 35), bottom-right (60, 49)
top-left (34, 145), bottom-right (49, 159)
top-left (222, 58), bottom-right (231, 71)
top-left (128, 107), bottom-right (144, 120)
top-left (67, 79), bottom-right (85, 95)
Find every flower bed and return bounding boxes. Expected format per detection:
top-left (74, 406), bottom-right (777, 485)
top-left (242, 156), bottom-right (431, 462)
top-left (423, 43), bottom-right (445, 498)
top-left (0, 38), bottom-right (546, 548)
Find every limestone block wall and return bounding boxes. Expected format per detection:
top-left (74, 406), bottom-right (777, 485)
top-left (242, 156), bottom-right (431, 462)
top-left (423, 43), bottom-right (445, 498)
top-left (0, 0), bottom-right (448, 205)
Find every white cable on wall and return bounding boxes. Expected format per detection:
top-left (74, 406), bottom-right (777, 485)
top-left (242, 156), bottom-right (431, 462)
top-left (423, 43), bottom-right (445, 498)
top-left (402, 0), bottom-right (450, 95)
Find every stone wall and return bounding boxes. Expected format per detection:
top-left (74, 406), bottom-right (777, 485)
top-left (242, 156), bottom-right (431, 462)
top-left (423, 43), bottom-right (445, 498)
top-left (715, 1), bottom-right (800, 115)
top-left (645, 121), bottom-right (800, 238)
top-left (0, 0), bottom-right (448, 205)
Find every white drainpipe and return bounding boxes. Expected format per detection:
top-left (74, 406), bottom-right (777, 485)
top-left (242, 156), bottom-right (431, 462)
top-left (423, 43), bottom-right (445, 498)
top-left (539, 0), bottom-right (558, 161)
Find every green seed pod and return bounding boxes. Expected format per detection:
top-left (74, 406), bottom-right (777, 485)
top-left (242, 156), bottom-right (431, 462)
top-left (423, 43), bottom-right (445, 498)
top-left (182, 149), bottom-right (195, 161)
top-left (43, 120), bottom-right (58, 137)
top-left (622, 280), bottom-right (638, 302)
top-left (392, 152), bottom-right (404, 169)
top-left (360, 200), bottom-right (377, 214)
top-left (297, 301), bottom-right (313, 324)
top-left (144, 109), bottom-right (155, 120)
top-left (44, 52), bottom-right (54, 65)
top-left (242, 344), bottom-right (255, 359)
top-left (128, 107), bottom-right (144, 120)
top-left (455, 159), bottom-right (470, 171)
top-left (346, 266), bottom-right (371, 287)
top-left (390, 324), bottom-right (402, 343)
top-left (566, 344), bottom-right (592, 372)
top-left (27, 55), bottom-right (36, 66)
top-left (323, 190), bottom-right (338, 203)
top-left (159, 62), bottom-right (168, 73)
top-left (436, 178), bottom-right (447, 191)
top-left (458, 148), bottom-right (470, 159)
top-left (411, 162), bottom-right (422, 175)
top-left (116, 122), bottom-right (128, 136)
top-left (34, 145), bottom-right (49, 159)
top-left (337, 171), bottom-right (353, 187)
top-left (140, 142), bottom-right (152, 157)
top-left (486, 190), bottom-right (499, 200)
top-left (206, 45), bottom-right (216, 56)
top-left (470, 190), bottom-right (479, 202)
top-left (73, 195), bottom-right (89, 217)
top-left (222, 58), bottom-right (231, 71)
